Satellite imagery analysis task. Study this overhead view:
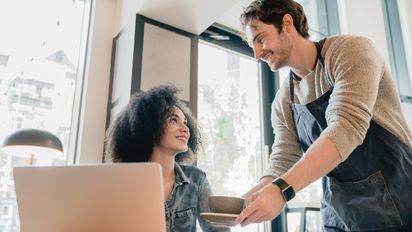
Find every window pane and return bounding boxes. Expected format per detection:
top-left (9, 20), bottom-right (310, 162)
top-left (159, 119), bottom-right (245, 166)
top-left (276, 1), bottom-right (329, 230)
top-left (0, 0), bottom-right (89, 231)
top-left (197, 42), bottom-right (264, 231)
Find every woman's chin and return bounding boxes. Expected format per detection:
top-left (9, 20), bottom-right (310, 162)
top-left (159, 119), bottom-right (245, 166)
top-left (174, 147), bottom-right (188, 154)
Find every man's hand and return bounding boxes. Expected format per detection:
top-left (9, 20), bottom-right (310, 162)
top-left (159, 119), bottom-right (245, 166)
top-left (235, 183), bottom-right (285, 227)
top-left (242, 176), bottom-right (274, 206)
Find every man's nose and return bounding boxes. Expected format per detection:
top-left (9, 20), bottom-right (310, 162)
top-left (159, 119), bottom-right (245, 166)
top-left (254, 46), bottom-right (263, 59)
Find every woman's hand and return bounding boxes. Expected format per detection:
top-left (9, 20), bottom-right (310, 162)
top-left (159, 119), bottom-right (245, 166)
top-left (235, 183), bottom-right (285, 226)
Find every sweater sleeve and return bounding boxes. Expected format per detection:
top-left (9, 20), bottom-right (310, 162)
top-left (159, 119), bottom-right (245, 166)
top-left (262, 81), bottom-right (303, 178)
top-left (321, 36), bottom-right (384, 160)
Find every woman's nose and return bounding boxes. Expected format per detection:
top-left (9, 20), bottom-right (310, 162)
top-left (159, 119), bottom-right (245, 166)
top-left (180, 123), bottom-right (189, 132)
top-left (181, 124), bottom-right (190, 138)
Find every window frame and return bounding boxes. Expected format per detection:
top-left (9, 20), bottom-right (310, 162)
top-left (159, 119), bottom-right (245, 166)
top-left (200, 24), bottom-right (277, 232)
top-left (68, 0), bottom-right (93, 164)
top-left (381, 0), bottom-right (412, 102)
top-left (198, 1), bottom-right (340, 231)
top-left (0, 1), bottom-right (93, 230)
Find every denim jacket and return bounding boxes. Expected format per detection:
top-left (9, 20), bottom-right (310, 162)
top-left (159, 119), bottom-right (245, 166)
top-left (164, 164), bottom-right (230, 232)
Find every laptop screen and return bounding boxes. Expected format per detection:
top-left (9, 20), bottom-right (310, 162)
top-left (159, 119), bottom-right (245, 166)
top-left (14, 163), bottom-right (166, 232)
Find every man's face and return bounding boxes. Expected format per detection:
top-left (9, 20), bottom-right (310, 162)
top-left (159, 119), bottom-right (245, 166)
top-left (245, 19), bottom-right (292, 71)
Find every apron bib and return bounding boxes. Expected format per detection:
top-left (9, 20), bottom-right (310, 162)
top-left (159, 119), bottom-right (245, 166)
top-left (289, 39), bottom-right (412, 231)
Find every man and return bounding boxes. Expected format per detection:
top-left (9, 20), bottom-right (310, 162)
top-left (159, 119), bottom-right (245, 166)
top-left (235, 0), bottom-right (412, 231)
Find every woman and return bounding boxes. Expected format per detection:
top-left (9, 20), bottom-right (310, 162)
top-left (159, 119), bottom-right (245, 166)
top-left (105, 84), bottom-right (229, 232)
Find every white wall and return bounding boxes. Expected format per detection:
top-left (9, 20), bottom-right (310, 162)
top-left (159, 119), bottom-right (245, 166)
top-left (77, 0), bottom-right (412, 162)
top-left (338, 0), bottom-right (412, 131)
top-left (398, 0), bottom-right (412, 89)
top-left (398, 0), bottom-right (412, 131)
top-left (119, 0), bottom-right (146, 30)
top-left (76, 0), bottom-right (119, 163)
top-left (77, 0), bottom-right (247, 163)
top-left (337, 0), bottom-right (390, 65)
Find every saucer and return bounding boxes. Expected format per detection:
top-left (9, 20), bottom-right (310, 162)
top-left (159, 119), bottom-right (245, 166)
top-left (200, 212), bottom-right (239, 227)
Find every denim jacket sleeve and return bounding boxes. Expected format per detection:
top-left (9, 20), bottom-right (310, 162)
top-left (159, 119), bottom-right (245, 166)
top-left (197, 174), bottom-right (231, 232)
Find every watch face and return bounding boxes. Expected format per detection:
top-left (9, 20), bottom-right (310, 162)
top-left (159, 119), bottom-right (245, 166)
top-left (282, 186), bottom-right (295, 201)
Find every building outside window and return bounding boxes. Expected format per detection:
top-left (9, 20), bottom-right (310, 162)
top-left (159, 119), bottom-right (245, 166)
top-left (197, 41), bottom-right (265, 232)
top-left (277, 1), bottom-right (337, 231)
top-left (198, 1), bottom-right (339, 231)
top-left (0, 0), bottom-right (90, 231)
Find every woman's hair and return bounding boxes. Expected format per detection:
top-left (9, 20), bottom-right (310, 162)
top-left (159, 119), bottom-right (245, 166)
top-left (105, 84), bottom-right (201, 163)
top-left (240, 0), bottom-right (309, 38)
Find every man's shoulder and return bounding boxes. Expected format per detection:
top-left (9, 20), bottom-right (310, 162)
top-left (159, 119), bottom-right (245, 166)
top-left (325, 34), bottom-right (372, 43)
top-left (324, 35), bottom-right (374, 51)
top-left (322, 35), bottom-right (377, 62)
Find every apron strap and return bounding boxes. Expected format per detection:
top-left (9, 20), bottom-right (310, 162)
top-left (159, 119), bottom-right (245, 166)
top-left (315, 39), bottom-right (334, 88)
top-left (289, 38), bottom-right (331, 103)
top-left (289, 72), bottom-right (295, 102)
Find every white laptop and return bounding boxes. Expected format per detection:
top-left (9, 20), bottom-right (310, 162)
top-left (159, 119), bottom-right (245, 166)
top-left (13, 163), bottom-right (166, 232)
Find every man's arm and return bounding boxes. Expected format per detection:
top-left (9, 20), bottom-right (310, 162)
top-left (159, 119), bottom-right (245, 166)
top-left (241, 80), bottom-right (302, 207)
top-left (235, 134), bottom-right (341, 226)
top-left (242, 176), bottom-right (274, 205)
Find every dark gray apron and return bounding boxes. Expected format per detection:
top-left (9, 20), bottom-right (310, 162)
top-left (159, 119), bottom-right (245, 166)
top-left (289, 39), bottom-right (412, 231)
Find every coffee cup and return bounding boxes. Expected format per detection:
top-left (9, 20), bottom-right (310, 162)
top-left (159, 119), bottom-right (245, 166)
top-left (208, 196), bottom-right (245, 214)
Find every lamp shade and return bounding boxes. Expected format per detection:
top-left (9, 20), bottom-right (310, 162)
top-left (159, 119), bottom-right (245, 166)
top-left (1, 129), bottom-right (63, 159)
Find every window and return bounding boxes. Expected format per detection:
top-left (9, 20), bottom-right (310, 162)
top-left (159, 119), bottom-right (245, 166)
top-left (276, 1), bottom-right (339, 231)
top-left (278, 0), bottom-right (339, 85)
top-left (197, 1), bottom-right (339, 231)
top-left (197, 41), bottom-right (265, 232)
top-left (0, 0), bottom-right (91, 230)
top-left (381, 0), bottom-right (412, 102)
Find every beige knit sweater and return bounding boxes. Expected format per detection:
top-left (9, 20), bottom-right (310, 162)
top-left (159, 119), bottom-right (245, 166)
top-left (263, 35), bottom-right (412, 178)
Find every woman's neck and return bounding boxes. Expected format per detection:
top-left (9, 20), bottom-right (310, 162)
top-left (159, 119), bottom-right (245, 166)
top-left (150, 148), bottom-right (176, 200)
top-left (149, 148), bottom-right (176, 181)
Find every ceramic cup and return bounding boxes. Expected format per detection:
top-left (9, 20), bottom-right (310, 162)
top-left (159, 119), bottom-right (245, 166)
top-left (208, 196), bottom-right (245, 214)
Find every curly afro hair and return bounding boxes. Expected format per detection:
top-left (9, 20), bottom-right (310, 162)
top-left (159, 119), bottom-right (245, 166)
top-left (105, 84), bottom-right (202, 163)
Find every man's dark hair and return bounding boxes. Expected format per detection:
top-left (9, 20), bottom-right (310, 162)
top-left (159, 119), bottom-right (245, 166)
top-left (240, 0), bottom-right (309, 38)
top-left (105, 84), bottom-right (202, 163)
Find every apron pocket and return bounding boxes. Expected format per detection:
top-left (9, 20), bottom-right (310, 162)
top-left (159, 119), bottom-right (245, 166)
top-left (323, 171), bottom-right (402, 231)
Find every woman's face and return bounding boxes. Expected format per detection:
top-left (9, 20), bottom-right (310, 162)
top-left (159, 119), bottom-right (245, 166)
top-left (158, 107), bottom-right (190, 154)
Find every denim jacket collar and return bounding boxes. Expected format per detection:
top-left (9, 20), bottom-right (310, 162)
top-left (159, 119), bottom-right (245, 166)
top-left (174, 163), bottom-right (190, 186)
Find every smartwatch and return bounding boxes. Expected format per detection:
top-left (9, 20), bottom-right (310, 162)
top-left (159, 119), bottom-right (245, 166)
top-left (272, 177), bottom-right (295, 202)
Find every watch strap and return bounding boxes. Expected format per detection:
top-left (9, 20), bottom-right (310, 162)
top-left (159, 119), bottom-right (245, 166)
top-left (272, 177), bottom-right (295, 202)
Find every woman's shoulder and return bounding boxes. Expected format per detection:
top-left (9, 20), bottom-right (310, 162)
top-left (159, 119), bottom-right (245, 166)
top-left (177, 164), bottom-right (209, 185)
top-left (179, 164), bottom-right (207, 176)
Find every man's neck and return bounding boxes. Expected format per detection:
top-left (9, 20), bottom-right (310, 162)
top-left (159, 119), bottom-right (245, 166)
top-left (289, 37), bottom-right (318, 79)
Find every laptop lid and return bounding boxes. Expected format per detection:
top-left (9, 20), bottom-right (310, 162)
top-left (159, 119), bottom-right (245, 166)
top-left (13, 163), bottom-right (166, 232)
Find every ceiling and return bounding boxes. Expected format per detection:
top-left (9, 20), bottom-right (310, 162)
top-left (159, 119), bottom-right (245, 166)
top-left (135, 0), bottom-right (252, 35)
top-left (215, 0), bottom-right (251, 34)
